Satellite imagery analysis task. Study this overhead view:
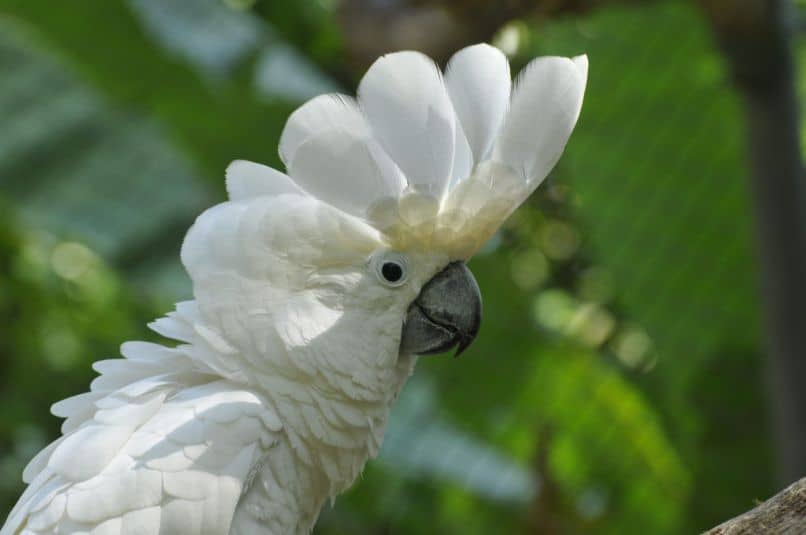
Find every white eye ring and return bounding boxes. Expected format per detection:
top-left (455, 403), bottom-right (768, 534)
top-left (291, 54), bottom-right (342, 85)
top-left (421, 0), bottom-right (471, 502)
top-left (370, 251), bottom-right (409, 288)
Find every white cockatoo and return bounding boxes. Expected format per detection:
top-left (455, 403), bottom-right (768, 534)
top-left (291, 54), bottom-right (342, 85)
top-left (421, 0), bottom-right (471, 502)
top-left (2, 44), bottom-right (587, 534)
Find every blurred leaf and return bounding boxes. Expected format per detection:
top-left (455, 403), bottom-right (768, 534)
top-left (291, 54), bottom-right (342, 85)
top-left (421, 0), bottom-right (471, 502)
top-left (252, 0), bottom-right (344, 75)
top-left (0, 19), bottom-right (211, 301)
top-left (520, 348), bottom-right (690, 534)
top-left (254, 44), bottom-right (341, 100)
top-left (380, 377), bottom-right (536, 505)
top-left (525, 1), bottom-right (770, 528)
top-left (3, 0), bottom-right (296, 182)
top-left (127, 0), bottom-right (341, 100)
top-left (127, 0), bottom-right (264, 77)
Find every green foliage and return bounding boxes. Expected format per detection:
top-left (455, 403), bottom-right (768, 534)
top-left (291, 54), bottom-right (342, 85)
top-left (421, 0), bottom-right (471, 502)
top-left (3, 0), bottom-right (296, 185)
top-left (524, 349), bottom-right (689, 533)
top-left (520, 2), bottom-right (773, 528)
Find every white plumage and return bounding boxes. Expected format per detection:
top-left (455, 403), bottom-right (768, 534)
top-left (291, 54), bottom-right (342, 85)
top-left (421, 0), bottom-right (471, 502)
top-left (495, 55), bottom-right (588, 186)
top-left (358, 51), bottom-right (459, 197)
top-left (278, 95), bottom-right (369, 167)
top-left (445, 44), bottom-right (511, 164)
top-left (2, 44), bottom-right (587, 534)
top-left (288, 129), bottom-right (406, 217)
top-left (225, 160), bottom-right (303, 201)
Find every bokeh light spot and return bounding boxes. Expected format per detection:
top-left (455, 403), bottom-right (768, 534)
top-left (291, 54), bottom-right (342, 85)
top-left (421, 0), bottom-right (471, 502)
top-left (540, 220), bottom-right (580, 261)
top-left (612, 327), bottom-right (653, 369)
top-left (510, 249), bottom-right (549, 290)
top-left (50, 241), bottom-right (96, 281)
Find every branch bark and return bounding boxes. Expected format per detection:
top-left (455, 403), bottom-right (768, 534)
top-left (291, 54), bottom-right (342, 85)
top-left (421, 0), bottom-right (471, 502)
top-left (705, 477), bottom-right (806, 534)
top-left (699, 0), bottom-right (806, 484)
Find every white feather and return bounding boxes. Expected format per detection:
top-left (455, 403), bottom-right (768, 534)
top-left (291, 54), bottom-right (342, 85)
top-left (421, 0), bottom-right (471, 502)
top-left (120, 341), bottom-right (187, 368)
top-left (22, 440), bottom-right (61, 484)
top-left (445, 43), bottom-right (511, 164)
top-left (51, 392), bottom-right (103, 418)
top-left (2, 470), bottom-right (62, 534)
top-left (158, 498), bottom-right (204, 535)
top-left (138, 407), bottom-right (200, 447)
top-left (22, 476), bottom-right (64, 517)
top-left (48, 424), bottom-right (134, 481)
top-left (493, 54), bottom-right (588, 186)
top-left (8, 381), bottom-right (281, 534)
top-left (449, 121), bottom-right (474, 188)
top-left (124, 430), bottom-right (165, 459)
top-left (65, 468), bottom-right (163, 524)
top-left (279, 94), bottom-right (368, 167)
top-left (144, 447), bottom-right (196, 473)
top-left (162, 469), bottom-right (218, 501)
top-left (358, 51), bottom-right (457, 197)
top-left (181, 202), bottom-right (250, 277)
top-left (92, 517), bottom-right (123, 535)
top-left (288, 129), bottom-right (406, 217)
top-left (119, 341), bottom-right (165, 362)
top-left (94, 392), bottom-right (165, 426)
top-left (61, 405), bottom-right (101, 434)
top-left (225, 160), bottom-right (305, 201)
top-left (90, 366), bottom-right (159, 393)
top-left (110, 375), bottom-right (178, 400)
top-left (25, 491), bottom-right (64, 531)
top-left (259, 408), bottom-right (283, 432)
top-left (122, 506), bottom-right (161, 534)
top-left (92, 360), bottom-right (169, 384)
top-left (188, 389), bottom-right (265, 424)
top-left (147, 315), bottom-right (193, 344)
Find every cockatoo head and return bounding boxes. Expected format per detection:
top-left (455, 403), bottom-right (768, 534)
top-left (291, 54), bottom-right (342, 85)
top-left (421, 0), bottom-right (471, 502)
top-left (180, 44), bottom-right (587, 391)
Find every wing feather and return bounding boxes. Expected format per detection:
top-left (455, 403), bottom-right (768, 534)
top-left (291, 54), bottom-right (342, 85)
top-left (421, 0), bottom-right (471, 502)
top-left (4, 381), bottom-right (281, 534)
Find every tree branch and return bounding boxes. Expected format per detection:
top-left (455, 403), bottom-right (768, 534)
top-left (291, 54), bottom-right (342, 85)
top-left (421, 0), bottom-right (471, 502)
top-left (705, 477), bottom-right (806, 534)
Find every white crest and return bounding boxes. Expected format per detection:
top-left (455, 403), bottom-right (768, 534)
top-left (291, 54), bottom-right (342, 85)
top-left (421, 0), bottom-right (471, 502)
top-left (227, 44), bottom-right (588, 259)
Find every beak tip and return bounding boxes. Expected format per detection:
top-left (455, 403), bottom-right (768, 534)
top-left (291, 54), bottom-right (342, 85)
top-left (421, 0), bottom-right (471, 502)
top-left (453, 336), bottom-right (473, 358)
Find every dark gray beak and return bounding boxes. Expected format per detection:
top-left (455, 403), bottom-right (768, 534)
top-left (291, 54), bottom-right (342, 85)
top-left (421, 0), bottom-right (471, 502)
top-left (399, 262), bottom-right (482, 357)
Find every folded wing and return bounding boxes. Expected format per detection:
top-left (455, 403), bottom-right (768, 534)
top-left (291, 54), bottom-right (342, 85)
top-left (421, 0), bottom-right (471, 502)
top-left (3, 377), bottom-right (281, 535)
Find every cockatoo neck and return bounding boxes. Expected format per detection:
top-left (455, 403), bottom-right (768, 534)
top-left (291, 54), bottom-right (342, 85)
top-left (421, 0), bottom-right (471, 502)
top-left (160, 296), bottom-right (418, 508)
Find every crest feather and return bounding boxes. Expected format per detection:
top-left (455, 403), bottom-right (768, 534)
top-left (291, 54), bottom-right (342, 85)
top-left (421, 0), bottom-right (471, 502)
top-left (445, 44), bottom-right (511, 164)
top-left (226, 160), bottom-right (304, 201)
top-left (226, 46), bottom-right (588, 260)
top-left (287, 129), bottom-right (406, 218)
top-left (279, 94), bottom-right (368, 167)
top-left (358, 51), bottom-right (457, 198)
top-left (493, 55), bottom-right (588, 188)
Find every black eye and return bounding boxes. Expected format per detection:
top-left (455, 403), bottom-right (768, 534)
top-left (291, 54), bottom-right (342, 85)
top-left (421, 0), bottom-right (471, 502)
top-left (371, 251), bottom-right (409, 287)
top-left (381, 262), bottom-right (404, 283)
